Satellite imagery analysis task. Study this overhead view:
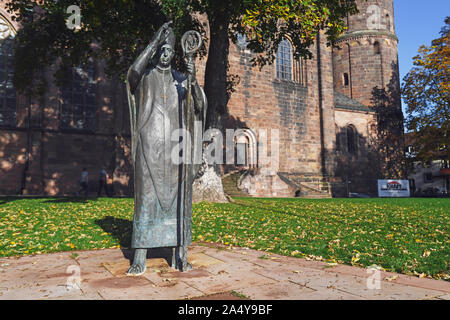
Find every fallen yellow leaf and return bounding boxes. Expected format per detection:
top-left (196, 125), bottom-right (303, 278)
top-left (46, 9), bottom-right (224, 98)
top-left (385, 275), bottom-right (399, 282)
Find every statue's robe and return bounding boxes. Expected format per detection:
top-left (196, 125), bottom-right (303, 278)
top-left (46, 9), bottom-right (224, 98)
top-left (127, 66), bottom-right (206, 249)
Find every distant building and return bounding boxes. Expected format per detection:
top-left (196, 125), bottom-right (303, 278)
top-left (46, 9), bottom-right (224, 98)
top-left (405, 134), bottom-right (449, 196)
top-left (0, 0), bottom-right (405, 197)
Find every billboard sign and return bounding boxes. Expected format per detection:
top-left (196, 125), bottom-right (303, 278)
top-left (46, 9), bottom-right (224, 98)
top-left (378, 180), bottom-right (410, 197)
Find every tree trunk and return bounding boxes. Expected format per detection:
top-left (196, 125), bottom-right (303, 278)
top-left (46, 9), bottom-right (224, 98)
top-left (192, 9), bottom-right (231, 203)
top-left (192, 154), bottom-right (228, 203)
top-left (204, 10), bottom-right (231, 130)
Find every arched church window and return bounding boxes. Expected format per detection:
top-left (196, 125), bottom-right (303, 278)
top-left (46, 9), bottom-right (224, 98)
top-left (347, 125), bottom-right (358, 154)
top-left (276, 39), bottom-right (293, 80)
top-left (61, 60), bottom-right (97, 131)
top-left (0, 17), bottom-right (16, 127)
top-left (233, 129), bottom-right (257, 170)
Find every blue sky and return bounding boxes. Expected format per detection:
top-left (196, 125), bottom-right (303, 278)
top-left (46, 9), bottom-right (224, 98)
top-left (394, 0), bottom-right (449, 90)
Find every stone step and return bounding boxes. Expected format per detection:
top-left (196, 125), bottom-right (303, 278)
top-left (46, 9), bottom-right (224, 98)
top-left (299, 194), bottom-right (331, 199)
top-left (221, 172), bottom-right (249, 197)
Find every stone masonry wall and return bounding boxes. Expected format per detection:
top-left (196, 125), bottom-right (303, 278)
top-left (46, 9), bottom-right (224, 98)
top-left (222, 34), bottom-right (335, 196)
top-left (0, 51), bottom-right (134, 195)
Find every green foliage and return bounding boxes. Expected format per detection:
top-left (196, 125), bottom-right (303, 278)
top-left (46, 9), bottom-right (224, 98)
top-left (0, 197), bottom-right (448, 280)
top-left (402, 17), bottom-right (450, 163)
top-left (6, 0), bottom-right (169, 94)
top-left (235, 0), bottom-right (357, 67)
top-left (165, 0), bottom-right (357, 67)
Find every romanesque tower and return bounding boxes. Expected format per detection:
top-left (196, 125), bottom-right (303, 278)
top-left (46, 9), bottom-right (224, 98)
top-left (332, 0), bottom-right (406, 180)
top-left (333, 0), bottom-right (400, 109)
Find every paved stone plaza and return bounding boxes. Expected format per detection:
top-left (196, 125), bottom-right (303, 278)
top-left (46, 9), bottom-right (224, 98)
top-left (0, 244), bottom-right (448, 300)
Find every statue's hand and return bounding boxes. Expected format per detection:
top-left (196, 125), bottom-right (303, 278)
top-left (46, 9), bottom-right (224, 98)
top-left (187, 61), bottom-right (196, 81)
top-left (155, 21), bottom-right (173, 45)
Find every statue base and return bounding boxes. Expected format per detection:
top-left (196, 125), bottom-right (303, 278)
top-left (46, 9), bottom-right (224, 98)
top-left (102, 252), bottom-right (222, 277)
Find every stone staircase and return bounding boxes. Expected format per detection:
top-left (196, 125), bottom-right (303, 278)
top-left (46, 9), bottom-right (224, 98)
top-left (277, 173), bottom-right (331, 199)
top-left (297, 184), bottom-right (331, 199)
top-left (221, 171), bottom-right (250, 198)
top-left (221, 171), bottom-right (331, 199)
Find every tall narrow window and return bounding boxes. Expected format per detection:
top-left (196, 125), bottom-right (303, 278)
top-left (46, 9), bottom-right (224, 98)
top-left (61, 61), bottom-right (96, 131)
top-left (0, 35), bottom-right (16, 127)
top-left (276, 39), bottom-right (292, 80)
top-left (347, 125), bottom-right (357, 154)
top-left (235, 135), bottom-right (249, 166)
top-left (385, 14), bottom-right (391, 31)
top-left (336, 125), bottom-right (342, 151)
top-left (343, 73), bottom-right (349, 86)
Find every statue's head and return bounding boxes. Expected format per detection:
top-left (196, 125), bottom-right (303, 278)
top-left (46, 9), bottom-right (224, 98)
top-left (157, 27), bottom-right (175, 69)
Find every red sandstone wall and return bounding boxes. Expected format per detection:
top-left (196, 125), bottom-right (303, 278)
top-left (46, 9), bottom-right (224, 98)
top-left (224, 37), bottom-right (332, 178)
top-left (0, 54), bottom-right (133, 196)
top-left (0, 131), bottom-right (27, 194)
top-left (35, 62), bottom-right (134, 196)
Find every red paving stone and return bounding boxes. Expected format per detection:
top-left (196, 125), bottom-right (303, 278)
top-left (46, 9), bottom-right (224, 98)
top-left (0, 244), bottom-right (448, 300)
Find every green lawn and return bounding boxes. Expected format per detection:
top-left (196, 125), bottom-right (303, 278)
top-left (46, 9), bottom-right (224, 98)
top-left (0, 197), bottom-right (448, 280)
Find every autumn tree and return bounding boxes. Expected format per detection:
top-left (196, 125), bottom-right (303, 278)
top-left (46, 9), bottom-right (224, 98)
top-left (402, 17), bottom-right (450, 165)
top-left (7, 0), bottom-right (357, 130)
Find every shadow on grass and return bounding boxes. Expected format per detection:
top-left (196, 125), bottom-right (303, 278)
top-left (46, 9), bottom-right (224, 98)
top-left (0, 196), bottom-right (99, 205)
top-left (95, 216), bottom-right (133, 248)
top-left (0, 196), bottom-right (44, 205)
top-left (43, 197), bottom-right (94, 203)
top-left (43, 196), bottom-right (130, 203)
